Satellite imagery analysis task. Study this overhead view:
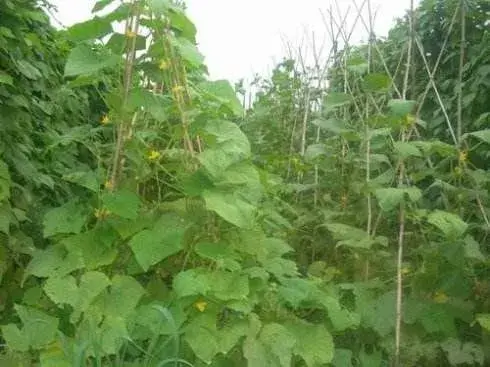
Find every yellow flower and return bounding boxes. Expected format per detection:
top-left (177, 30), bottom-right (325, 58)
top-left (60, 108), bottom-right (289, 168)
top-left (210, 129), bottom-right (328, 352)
top-left (194, 300), bottom-right (207, 312)
top-left (405, 114), bottom-right (416, 127)
top-left (172, 85), bottom-right (185, 94)
top-left (148, 150), bottom-right (161, 161)
top-left (401, 266), bottom-right (411, 275)
top-left (159, 60), bottom-right (169, 70)
top-left (459, 150), bottom-right (468, 163)
top-left (94, 208), bottom-right (111, 219)
top-left (104, 180), bottom-right (114, 190)
top-left (125, 30), bottom-right (136, 38)
top-left (101, 115), bottom-right (110, 125)
top-left (433, 291), bottom-right (449, 304)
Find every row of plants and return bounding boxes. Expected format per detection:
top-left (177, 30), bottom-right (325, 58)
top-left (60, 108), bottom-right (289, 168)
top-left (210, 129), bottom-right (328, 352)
top-left (242, 0), bottom-right (489, 365)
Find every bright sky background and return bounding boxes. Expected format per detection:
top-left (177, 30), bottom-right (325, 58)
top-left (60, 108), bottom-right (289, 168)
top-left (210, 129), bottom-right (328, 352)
top-left (49, 0), bottom-right (419, 82)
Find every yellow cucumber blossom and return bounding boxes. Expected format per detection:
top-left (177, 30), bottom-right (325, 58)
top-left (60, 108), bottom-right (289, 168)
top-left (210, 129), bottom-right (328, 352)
top-left (94, 208), bottom-right (111, 219)
top-left (148, 150), bottom-right (161, 161)
top-left (172, 85), bottom-right (185, 94)
top-left (194, 300), bottom-right (207, 312)
top-left (458, 150), bottom-right (468, 164)
top-left (159, 59), bottom-right (170, 70)
top-left (125, 30), bottom-right (136, 38)
top-left (101, 114), bottom-right (110, 125)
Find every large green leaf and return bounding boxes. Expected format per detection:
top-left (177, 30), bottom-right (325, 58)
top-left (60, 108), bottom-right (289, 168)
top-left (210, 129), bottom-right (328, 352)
top-left (184, 313), bottom-right (219, 363)
top-left (43, 200), bottom-right (87, 238)
top-left (324, 92), bottom-right (352, 111)
top-left (170, 36), bottom-right (204, 67)
top-left (127, 88), bottom-right (168, 120)
top-left (0, 72), bottom-right (13, 86)
top-left (1, 305), bottom-right (59, 352)
top-left (375, 187), bottom-right (422, 211)
top-left (65, 44), bottom-right (120, 77)
top-left (393, 141), bottom-right (423, 158)
top-left (0, 160), bottom-right (11, 201)
top-left (62, 170), bottom-right (99, 192)
top-left (199, 80), bottom-right (244, 116)
top-left (43, 271), bottom-right (110, 321)
top-left (203, 189), bottom-right (256, 229)
top-left (92, 0), bottom-right (116, 12)
top-left (441, 338), bottom-right (484, 366)
top-left (363, 73), bottom-right (391, 92)
top-left (285, 321), bottom-right (334, 366)
top-left (463, 129), bottom-right (490, 144)
top-left (62, 226), bottom-right (118, 269)
top-left (427, 210), bottom-right (468, 238)
top-left (476, 314), bottom-right (490, 332)
top-left (259, 323), bottom-right (296, 367)
top-left (387, 99), bottom-right (416, 117)
top-left (173, 268), bottom-right (211, 298)
top-left (129, 213), bottom-right (187, 271)
top-left (99, 275), bottom-right (145, 318)
top-left (102, 189), bottom-right (141, 220)
top-left (67, 17), bottom-right (113, 42)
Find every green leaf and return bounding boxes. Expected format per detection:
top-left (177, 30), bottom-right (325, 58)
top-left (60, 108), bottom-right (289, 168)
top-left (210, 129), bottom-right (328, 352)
top-left (208, 270), bottom-right (249, 301)
top-left (127, 88), bottom-right (168, 120)
top-left (464, 236), bottom-right (485, 261)
top-left (106, 33), bottom-right (147, 53)
top-left (0, 72), bottom-right (13, 86)
top-left (173, 268), bottom-right (210, 298)
top-left (65, 44), bottom-right (120, 77)
top-left (218, 319), bottom-right (249, 354)
top-left (43, 200), bottom-right (87, 238)
top-left (387, 99), bottom-right (416, 116)
top-left (43, 272), bottom-right (110, 319)
top-left (195, 242), bottom-right (237, 262)
top-left (62, 226), bottom-right (118, 269)
top-left (92, 0), bottom-right (115, 12)
top-left (304, 144), bottom-right (326, 161)
top-left (170, 36), bottom-right (204, 67)
top-left (129, 213), bottom-right (187, 271)
top-left (2, 305), bottom-right (59, 351)
top-left (324, 92), bottom-right (352, 111)
top-left (102, 189), bottom-right (140, 220)
top-left (441, 338), bottom-right (484, 366)
top-left (476, 314), bottom-right (490, 332)
top-left (393, 141), bottom-right (423, 158)
top-left (62, 170), bottom-right (99, 192)
top-left (168, 7), bottom-right (197, 42)
top-left (100, 275), bottom-right (145, 318)
top-left (184, 313), bottom-right (219, 363)
top-left (427, 210), bottom-right (468, 238)
top-left (259, 323), bottom-right (296, 367)
top-left (24, 245), bottom-right (83, 281)
top-left (203, 189), bottom-right (256, 229)
top-left (363, 73), bottom-right (391, 92)
top-left (0, 160), bottom-right (11, 201)
top-left (375, 187), bottom-right (422, 211)
top-left (362, 291), bottom-right (396, 337)
top-left (243, 337), bottom-right (272, 367)
top-left (463, 129), bottom-right (490, 144)
top-left (324, 223), bottom-right (375, 249)
top-left (17, 60), bottom-right (42, 80)
top-left (148, 0), bottom-right (172, 16)
top-left (332, 349), bottom-right (353, 367)
top-left (67, 17), bottom-right (113, 42)
top-left (199, 80), bottom-right (244, 116)
top-left (198, 120), bottom-right (251, 177)
top-left (285, 321), bottom-right (334, 366)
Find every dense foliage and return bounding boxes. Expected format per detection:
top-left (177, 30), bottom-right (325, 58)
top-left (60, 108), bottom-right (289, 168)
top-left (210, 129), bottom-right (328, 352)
top-left (0, 0), bottom-right (488, 366)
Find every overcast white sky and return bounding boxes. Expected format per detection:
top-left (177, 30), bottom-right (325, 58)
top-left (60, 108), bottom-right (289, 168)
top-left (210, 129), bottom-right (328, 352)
top-left (49, 0), bottom-right (418, 82)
